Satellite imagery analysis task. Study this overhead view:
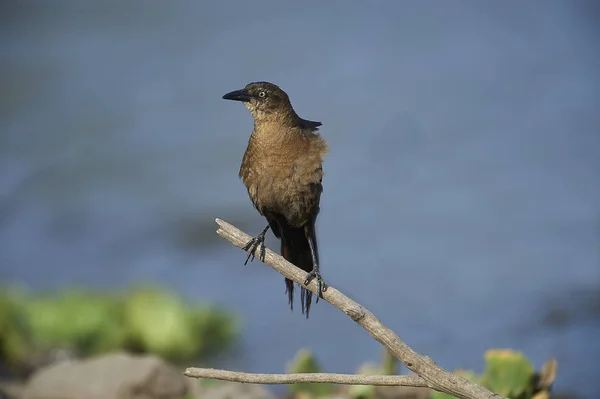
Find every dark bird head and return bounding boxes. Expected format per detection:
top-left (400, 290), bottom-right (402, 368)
top-left (222, 81), bottom-right (291, 118)
top-left (222, 81), bottom-right (322, 130)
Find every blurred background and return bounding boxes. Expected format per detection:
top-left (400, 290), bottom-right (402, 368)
top-left (1, 1), bottom-right (599, 399)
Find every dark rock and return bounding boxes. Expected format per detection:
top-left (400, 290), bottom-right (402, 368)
top-left (21, 352), bottom-right (188, 399)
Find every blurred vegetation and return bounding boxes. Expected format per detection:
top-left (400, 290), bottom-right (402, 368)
top-left (287, 348), bottom-right (334, 398)
top-left (430, 349), bottom-right (557, 399)
top-left (2, 284), bottom-right (559, 399)
top-left (0, 284), bottom-right (239, 372)
top-left (281, 348), bottom-right (556, 399)
top-left (0, 289), bottom-right (32, 373)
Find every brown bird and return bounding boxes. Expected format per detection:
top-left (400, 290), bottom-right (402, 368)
top-left (222, 81), bottom-right (328, 317)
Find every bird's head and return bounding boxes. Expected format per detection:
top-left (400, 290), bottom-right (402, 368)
top-left (222, 81), bottom-right (292, 120)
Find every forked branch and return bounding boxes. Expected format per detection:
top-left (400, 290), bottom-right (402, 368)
top-left (184, 218), bottom-right (504, 399)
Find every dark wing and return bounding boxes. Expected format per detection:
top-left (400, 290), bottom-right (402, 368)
top-left (298, 118), bottom-right (322, 131)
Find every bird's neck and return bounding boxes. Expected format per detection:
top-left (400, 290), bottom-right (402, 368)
top-left (252, 110), bottom-right (302, 134)
top-left (251, 107), bottom-right (299, 126)
top-left (249, 113), bottom-right (307, 151)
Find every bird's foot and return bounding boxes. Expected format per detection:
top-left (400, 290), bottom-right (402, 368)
top-left (242, 230), bottom-right (268, 265)
top-left (304, 270), bottom-right (327, 302)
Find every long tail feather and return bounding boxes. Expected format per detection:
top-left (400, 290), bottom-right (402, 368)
top-left (280, 224), bottom-right (317, 317)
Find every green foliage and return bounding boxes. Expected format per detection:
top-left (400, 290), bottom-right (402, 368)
top-left (381, 349), bottom-right (398, 376)
top-left (430, 349), bottom-right (548, 399)
top-left (125, 287), bottom-right (202, 360)
top-left (191, 303), bottom-right (239, 357)
top-left (123, 286), bottom-right (239, 361)
top-left (347, 349), bottom-right (399, 399)
top-left (199, 378), bottom-right (218, 387)
top-left (0, 285), bottom-right (239, 366)
top-left (25, 289), bottom-right (127, 355)
top-left (0, 288), bottom-right (32, 368)
top-left (481, 349), bottom-right (534, 398)
top-left (287, 349), bottom-right (334, 397)
top-left (347, 362), bottom-right (381, 399)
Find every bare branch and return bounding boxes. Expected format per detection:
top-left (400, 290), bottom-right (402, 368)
top-left (184, 368), bottom-right (428, 386)
top-left (189, 218), bottom-right (504, 399)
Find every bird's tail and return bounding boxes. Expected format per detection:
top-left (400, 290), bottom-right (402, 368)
top-left (280, 225), bottom-right (317, 317)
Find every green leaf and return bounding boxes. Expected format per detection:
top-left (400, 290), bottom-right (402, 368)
top-left (124, 286), bottom-right (201, 361)
top-left (348, 362), bottom-right (381, 399)
top-left (0, 288), bottom-right (33, 367)
top-left (481, 349), bottom-right (534, 398)
top-left (24, 289), bottom-right (126, 355)
top-left (191, 304), bottom-right (239, 357)
top-left (287, 349), bottom-right (334, 397)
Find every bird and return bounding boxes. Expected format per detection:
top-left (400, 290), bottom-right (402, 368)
top-left (222, 81), bottom-right (328, 317)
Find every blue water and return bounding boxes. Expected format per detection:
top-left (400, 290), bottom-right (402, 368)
top-left (1, 2), bottom-right (599, 398)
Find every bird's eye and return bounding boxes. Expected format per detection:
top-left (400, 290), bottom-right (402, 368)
top-left (258, 91), bottom-right (267, 98)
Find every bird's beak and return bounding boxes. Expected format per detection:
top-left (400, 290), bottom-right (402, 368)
top-left (222, 89), bottom-right (252, 102)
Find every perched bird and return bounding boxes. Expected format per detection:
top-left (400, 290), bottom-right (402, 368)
top-left (222, 81), bottom-right (328, 317)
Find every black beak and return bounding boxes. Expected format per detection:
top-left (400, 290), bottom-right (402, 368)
top-left (222, 89), bottom-right (252, 102)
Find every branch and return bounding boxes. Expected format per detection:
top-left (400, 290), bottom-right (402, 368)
top-left (186, 219), bottom-right (504, 399)
top-left (184, 368), bottom-right (428, 386)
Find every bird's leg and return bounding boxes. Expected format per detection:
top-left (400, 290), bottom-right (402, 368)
top-left (303, 225), bottom-right (327, 301)
top-left (242, 225), bottom-right (270, 265)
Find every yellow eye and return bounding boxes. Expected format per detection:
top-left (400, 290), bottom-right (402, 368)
top-left (258, 91), bottom-right (267, 98)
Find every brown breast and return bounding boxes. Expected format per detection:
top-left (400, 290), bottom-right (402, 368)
top-left (240, 128), bottom-right (328, 226)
